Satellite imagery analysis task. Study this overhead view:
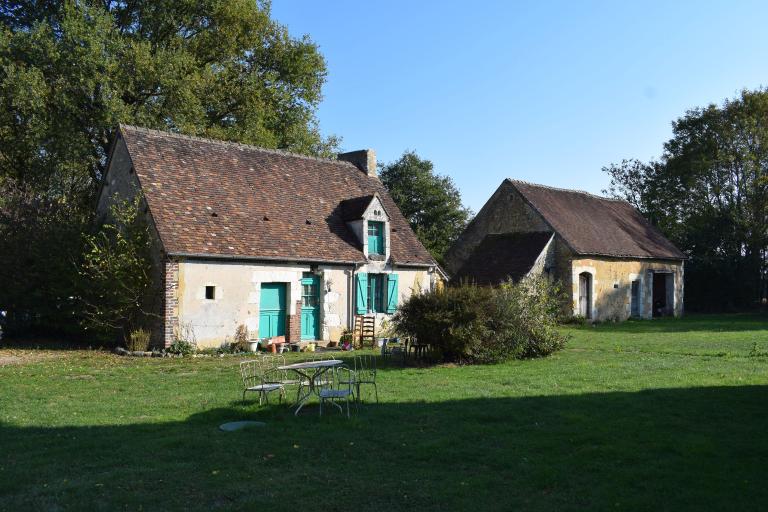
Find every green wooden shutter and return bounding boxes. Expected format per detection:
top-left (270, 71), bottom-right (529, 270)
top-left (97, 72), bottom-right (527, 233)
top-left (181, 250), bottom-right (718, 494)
top-left (386, 273), bottom-right (399, 313)
top-left (355, 273), bottom-right (368, 314)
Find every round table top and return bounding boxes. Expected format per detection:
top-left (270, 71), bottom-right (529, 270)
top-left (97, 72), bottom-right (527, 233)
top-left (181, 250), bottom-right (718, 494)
top-left (278, 359), bottom-right (343, 370)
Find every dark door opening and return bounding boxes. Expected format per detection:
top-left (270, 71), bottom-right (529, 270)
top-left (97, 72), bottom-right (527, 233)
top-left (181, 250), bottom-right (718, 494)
top-left (578, 272), bottom-right (592, 319)
top-left (652, 273), bottom-right (667, 317)
top-left (630, 280), bottom-right (640, 317)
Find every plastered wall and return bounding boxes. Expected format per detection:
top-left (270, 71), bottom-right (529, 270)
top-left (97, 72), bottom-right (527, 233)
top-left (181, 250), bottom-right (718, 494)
top-left (176, 260), bottom-right (432, 347)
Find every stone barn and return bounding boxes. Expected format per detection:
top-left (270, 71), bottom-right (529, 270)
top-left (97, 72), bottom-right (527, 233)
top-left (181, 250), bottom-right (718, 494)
top-left (96, 125), bottom-right (440, 348)
top-left (444, 179), bottom-right (686, 321)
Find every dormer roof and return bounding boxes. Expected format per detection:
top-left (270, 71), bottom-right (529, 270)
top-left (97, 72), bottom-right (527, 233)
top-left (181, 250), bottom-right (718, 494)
top-left (338, 193), bottom-right (390, 221)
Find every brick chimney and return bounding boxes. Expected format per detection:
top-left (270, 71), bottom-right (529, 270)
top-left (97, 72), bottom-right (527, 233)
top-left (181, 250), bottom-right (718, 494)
top-left (338, 149), bottom-right (376, 177)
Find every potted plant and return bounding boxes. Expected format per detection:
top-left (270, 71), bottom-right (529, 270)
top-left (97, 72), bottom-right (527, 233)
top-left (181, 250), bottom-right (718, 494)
top-left (339, 329), bottom-right (354, 351)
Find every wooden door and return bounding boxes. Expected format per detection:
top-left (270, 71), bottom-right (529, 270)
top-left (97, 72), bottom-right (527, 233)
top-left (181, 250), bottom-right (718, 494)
top-left (259, 283), bottom-right (286, 338)
top-left (300, 274), bottom-right (320, 340)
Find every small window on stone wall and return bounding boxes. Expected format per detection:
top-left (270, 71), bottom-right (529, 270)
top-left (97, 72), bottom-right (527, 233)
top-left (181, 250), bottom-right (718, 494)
top-left (205, 285), bottom-right (216, 300)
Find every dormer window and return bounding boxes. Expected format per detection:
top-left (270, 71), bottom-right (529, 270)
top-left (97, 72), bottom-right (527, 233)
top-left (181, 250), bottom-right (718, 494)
top-left (338, 193), bottom-right (390, 260)
top-left (368, 221), bottom-right (385, 255)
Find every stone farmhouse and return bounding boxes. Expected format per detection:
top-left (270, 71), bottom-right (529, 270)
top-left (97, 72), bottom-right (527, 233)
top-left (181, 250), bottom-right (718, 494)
top-left (444, 179), bottom-right (686, 321)
top-left (96, 126), bottom-right (440, 348)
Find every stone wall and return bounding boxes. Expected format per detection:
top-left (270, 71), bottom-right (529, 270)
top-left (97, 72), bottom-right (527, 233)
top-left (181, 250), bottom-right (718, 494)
top-left (319, 267), bottom-right (349, 341)
top-left (163, 259), bottom-right (179, 347)
top-left (570, 257), bottom-right (684, 321)
top-left (444, 180), bottom-right (550, 275)
top-left (95, 136), bottom-right (139, 220)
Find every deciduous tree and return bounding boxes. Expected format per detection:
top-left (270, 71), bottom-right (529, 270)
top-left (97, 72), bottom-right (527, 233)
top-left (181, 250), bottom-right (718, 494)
top-left (0, 0), bottom-right (336, 335)
top-left (380, 151), bottom-right (472, 265)
top-left (604, 89), bottom-right (768, 310)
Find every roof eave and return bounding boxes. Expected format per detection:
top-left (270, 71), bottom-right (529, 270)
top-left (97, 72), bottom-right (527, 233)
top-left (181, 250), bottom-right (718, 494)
top-left (573, 251), bottom-right (687, 261)
top-left (167, 251), bottom-right (437, 267)
top-left (167, 252), bottom-right (365, 266)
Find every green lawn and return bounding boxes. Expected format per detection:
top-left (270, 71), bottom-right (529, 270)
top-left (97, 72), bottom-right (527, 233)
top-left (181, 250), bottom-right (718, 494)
top-left (1, 314), bottom-right (768, 511)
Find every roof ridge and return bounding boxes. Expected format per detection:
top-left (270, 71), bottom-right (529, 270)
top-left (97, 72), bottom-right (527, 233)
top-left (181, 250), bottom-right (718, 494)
top-left (118, 124), bottom-right (358, 169)
top-left (506, 178), bottom-right (626, 203)
top-left (486, 231), bottom-right (553, 237)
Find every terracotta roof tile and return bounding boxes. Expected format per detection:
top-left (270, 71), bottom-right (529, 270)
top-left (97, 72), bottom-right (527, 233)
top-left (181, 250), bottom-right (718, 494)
top-left (454, 232), bottom-right (553, 285)
top-left (509, 180), bottom-right (685, 260)
top-left (118, 125), bottom-right (434, 266)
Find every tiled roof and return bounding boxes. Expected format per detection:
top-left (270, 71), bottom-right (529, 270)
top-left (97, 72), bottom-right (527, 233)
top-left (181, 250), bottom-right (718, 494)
top-left (509, 180), bottom-right (686, 260)
top-left (453, 232), bottom-right (553, 285)
top-left (118, 125), bottom-right (434, 266)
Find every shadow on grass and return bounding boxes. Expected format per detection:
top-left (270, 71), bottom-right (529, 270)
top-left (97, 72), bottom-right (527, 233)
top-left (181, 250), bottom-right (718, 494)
top-left (567, 313), bottom-right (768, 334)
top-left (2, 385), bottom-right (768, 511)
top-left (0, 337), bottom-right (115, 351)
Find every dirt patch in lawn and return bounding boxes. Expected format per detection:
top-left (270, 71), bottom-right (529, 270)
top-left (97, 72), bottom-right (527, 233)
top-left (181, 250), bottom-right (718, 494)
top-left (0, 350), bottom-right (61, 367)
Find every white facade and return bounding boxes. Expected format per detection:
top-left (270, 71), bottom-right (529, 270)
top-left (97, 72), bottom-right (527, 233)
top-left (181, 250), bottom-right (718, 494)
top-left (176, 259), bottom-right (434, 348)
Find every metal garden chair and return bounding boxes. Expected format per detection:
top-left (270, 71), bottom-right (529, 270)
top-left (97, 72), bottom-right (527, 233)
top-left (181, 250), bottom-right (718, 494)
top-left (317, 365), bottom-right (355, 418)
top-left (239, 359), bottom-right (284, 405)
top-left (349, 355), bottom-right (378, 403)
top-left (311, 353), bottom-right (336, 386)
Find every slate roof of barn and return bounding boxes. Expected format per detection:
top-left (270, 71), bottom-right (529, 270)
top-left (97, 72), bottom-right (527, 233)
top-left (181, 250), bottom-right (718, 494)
top-left (114, 125), bottom-right (435, 266)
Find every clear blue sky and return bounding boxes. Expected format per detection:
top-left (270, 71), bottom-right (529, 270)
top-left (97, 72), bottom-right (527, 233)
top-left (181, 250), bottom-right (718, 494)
top-left (272, 1), bottom-right (768, 212)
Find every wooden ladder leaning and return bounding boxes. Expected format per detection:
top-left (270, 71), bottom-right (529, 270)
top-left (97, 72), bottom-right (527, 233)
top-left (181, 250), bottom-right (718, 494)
top-left (354, 315), bottom-right (376, 348)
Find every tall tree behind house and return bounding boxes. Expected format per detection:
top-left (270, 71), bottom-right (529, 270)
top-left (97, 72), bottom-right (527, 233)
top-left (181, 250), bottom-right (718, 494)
top-left (604, 89), bottom-right (768, 311)
top-left (379, 151), bottom-right (473, 266)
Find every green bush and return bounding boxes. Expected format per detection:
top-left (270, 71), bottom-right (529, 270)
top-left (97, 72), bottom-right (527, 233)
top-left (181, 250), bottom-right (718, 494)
top-left (167, 338), bottom-right (195, 356)
top-left (79, 193), bottom-right (157, 344)
top-left (393, 277), bottom-right (568, 364)
top-left (126, 328), bottom-right (151, 352)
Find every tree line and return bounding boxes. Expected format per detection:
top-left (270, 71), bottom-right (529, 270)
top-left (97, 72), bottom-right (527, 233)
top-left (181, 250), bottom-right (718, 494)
top-left (604, 89), bottom-right (768, 311)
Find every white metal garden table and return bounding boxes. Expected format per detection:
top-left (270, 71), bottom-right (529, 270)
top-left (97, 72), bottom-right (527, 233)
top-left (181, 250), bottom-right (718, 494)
top-left (277, 359), bottom-right (343, 415)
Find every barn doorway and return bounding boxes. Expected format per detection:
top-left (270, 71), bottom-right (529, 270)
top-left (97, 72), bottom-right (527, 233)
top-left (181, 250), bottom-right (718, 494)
top-left (652, 273), bottom-right (670, 317)
top-left (578, 272), bottom-right (592, 319)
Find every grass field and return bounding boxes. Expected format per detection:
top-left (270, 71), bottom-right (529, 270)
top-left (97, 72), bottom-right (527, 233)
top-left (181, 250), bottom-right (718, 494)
top-left (1, 314), bottom-right (768, 511)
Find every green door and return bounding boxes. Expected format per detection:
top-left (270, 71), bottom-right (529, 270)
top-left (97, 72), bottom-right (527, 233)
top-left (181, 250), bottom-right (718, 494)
top-left (301, 274), bottom-right (320, 340)
top-left (259, 283), bottom-right (286, 338)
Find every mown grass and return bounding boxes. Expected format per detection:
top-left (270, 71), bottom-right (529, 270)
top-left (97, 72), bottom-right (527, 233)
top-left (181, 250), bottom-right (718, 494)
top-left (1, 314), bottom-right (767, 511)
